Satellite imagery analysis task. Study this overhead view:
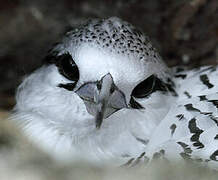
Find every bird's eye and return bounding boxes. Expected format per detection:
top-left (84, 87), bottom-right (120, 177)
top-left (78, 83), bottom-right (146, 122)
top-left (56, 53), bottom-right (79, 82)
top-left (131, 74), bottom-right (177, 99)
top-left (44, 52), bottom-right (79, 91)
top-left (131, 75), bottom-right (156, 98)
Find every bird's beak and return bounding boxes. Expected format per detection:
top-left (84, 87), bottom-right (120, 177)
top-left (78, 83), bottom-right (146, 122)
top-left (75, 73), bottom-right (128, 129)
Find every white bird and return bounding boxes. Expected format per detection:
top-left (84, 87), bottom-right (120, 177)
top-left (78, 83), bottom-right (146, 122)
top-left (12, 17), bottom-right (218, 168)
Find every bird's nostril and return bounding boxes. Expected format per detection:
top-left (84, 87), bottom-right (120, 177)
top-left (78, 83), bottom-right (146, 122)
top-left (110, 84), bottom-right (115, 94)
top-left (96, 81), bottom-right (102, 90)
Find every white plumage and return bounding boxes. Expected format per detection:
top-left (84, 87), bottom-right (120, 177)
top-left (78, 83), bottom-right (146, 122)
top-left (11, 17), bottom-right (218, 168)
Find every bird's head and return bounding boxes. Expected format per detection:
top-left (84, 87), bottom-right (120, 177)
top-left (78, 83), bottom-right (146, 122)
top-left (16, 17), bottom-right (175, 130)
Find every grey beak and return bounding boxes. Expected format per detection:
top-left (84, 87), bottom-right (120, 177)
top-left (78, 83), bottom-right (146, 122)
top-left (75, 73), bottom-right (128, 129)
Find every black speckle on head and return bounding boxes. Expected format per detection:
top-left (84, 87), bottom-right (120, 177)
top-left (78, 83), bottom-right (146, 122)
top-left (214, 134), bottom-right (218, 140)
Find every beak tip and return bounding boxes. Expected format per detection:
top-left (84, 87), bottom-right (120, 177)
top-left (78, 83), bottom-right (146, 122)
top-left (95, 111), bottom-right (104, 129)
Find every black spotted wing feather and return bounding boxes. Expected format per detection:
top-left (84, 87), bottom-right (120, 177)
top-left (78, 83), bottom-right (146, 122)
top-left (144, 93), bottom-right (218, 169)
top-left (144, 66), bottom-right (218, 169)
top-left (127, 66), bottom-right (218, 169)
top-left (173, 66), bottom-right (218, 99)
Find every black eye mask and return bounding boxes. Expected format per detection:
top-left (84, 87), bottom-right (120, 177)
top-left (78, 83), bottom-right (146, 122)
top-left (44, 52), bottom-right (79, 90)
top-left (130, 74), bottom-right (177, 109)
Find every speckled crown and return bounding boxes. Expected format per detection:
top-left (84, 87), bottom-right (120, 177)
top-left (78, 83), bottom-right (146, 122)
top-left (56, 17), bottom-right (161, 62)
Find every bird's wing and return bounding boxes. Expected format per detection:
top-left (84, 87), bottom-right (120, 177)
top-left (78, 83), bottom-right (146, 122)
top-left (146, 92), bottom-right (218, 167)
top-left (145, 66), bottom-right (218, 168)
top-left (126, 66), bottom-right (218, 169)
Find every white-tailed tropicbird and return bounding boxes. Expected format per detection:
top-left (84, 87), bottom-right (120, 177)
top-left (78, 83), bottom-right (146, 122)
top-left (11, 17), bottom-right (218, 168)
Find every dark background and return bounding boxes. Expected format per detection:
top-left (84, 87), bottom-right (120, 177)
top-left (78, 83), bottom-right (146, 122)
top-left (0, 0), bottom-right (218, 111)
